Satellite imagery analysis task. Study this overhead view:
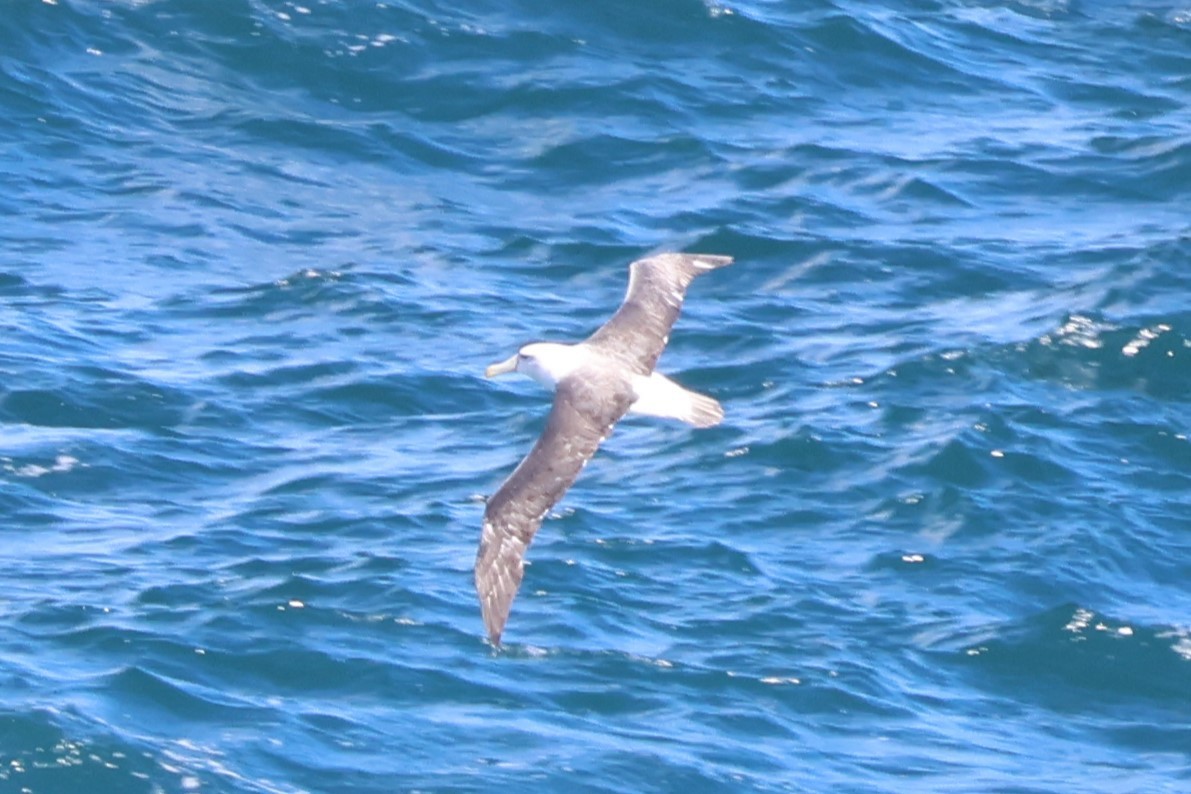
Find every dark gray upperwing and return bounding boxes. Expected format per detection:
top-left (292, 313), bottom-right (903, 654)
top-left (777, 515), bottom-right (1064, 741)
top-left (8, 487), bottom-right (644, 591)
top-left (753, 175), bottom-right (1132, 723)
top-left (584, 253), bottom-right (734, 375)
top-left (475, 371), bottom-right (634, 645)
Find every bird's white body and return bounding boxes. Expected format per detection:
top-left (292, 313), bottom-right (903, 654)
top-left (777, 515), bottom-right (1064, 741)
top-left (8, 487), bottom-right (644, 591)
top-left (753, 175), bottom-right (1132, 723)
top-left (494, 341), bottom-right (723, 429)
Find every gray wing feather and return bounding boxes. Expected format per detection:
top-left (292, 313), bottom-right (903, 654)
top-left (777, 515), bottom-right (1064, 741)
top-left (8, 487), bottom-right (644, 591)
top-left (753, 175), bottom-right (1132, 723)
top-left (475, 372), bottom-right (633, 644)
top-left (584, 253), bottom-right (733, 374)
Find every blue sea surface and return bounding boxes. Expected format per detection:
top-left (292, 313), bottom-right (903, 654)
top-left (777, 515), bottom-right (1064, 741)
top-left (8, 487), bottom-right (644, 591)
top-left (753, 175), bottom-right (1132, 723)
top-left (2, 0), bottom-right (1190, 791)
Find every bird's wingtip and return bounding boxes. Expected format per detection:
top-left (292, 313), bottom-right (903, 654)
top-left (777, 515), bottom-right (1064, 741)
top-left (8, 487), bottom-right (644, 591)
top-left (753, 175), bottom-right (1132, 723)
top-left (479, 595), bottom-right (508, 648)
top-left (690, 253), bottom-right (734, 270)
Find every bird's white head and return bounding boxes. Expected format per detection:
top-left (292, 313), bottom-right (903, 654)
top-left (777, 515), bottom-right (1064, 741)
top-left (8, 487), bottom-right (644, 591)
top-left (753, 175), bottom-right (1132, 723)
top-left (484, 342), bottom-right (582, 390)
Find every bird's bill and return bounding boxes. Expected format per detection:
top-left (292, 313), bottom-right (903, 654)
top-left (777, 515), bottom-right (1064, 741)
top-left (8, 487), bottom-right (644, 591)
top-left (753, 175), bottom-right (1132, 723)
top-left (484, 354), bottom-right (519, 378)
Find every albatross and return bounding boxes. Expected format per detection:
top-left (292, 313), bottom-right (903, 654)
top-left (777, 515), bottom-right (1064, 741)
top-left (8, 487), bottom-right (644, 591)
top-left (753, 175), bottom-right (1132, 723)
top-left (476, 252), bottom-right (734, 644)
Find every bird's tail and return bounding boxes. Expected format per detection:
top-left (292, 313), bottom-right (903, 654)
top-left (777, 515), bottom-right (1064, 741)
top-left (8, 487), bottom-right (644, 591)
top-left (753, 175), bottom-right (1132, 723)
top-left (630, 371), bottom-right (724, 428)
top-left (689, 254), bottom-right (734, 273)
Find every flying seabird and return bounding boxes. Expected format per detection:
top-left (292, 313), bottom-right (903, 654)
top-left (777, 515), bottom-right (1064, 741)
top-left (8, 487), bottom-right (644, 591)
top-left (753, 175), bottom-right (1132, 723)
top-left (477, 252), bottom-right (734, 644)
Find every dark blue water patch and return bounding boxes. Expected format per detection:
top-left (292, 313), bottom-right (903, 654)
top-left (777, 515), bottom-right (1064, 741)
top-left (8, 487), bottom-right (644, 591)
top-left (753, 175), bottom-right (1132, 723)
top-left (949, 605), bottom-right (1191, 709)
top-left (0, 709), bottom-right (166, 794)
top-left (1015, 312), bottom-right (1191, 401)
top-left (0, 271), bottom-right (63, 298)
top-left (103, 663), bottom-right (266, 724)
top-left (0, 375), bottom-right (190, 432)
top-left (1062, 139), bottom-right (1191, 204)
top-left (526, 133), bottom-right (717, 189)
top-left (804, 11), bottom-right (1013, 96)
top-left (305, 371), bottom-right (492, 420)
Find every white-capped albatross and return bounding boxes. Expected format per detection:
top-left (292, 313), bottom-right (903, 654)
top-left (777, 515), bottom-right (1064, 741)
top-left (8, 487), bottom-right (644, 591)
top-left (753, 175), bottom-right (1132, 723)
top-left (477, 252), bottom-right (734, 644)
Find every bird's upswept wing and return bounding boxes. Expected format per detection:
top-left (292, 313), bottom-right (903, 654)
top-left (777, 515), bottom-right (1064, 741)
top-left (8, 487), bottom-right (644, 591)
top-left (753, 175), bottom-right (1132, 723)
top-left (584, 253), bottom-right (734, 375)
top-left (475, 371), bottom-right (634, 644)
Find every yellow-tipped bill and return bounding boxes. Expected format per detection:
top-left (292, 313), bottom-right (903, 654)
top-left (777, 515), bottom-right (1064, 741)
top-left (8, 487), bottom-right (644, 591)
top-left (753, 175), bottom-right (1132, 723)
top-left (485, 354), bottom-right (518, 378)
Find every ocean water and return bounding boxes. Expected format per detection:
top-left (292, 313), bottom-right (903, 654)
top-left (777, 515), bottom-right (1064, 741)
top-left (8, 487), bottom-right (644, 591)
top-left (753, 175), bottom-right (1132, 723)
top-left (2, 0), bottom-right (1189, 791)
